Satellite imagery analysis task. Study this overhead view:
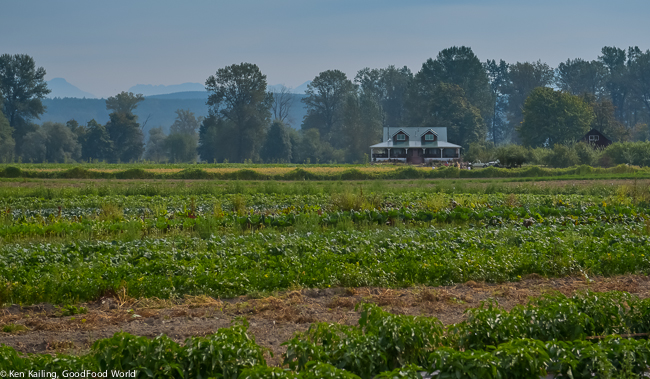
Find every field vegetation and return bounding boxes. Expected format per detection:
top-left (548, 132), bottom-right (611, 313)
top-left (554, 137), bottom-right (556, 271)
top-left (0, 174), bottom-right (649, 376)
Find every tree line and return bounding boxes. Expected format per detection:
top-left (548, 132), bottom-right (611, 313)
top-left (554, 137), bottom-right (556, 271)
top-left (1, 46), bottom-right (649, 164)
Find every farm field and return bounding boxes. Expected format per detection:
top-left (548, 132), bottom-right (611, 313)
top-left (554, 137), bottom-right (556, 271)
top-left (0, 171), bottom-right (649, 377)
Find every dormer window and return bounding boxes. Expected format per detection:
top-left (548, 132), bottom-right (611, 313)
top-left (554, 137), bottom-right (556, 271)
top-left (425, 134), bottom-right (434, 141)
top-left (396, 134), bottom-right (406, 141)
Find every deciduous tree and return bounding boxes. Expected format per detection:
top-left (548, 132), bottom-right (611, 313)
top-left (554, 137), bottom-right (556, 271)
top-left (105, 92), bottom-right (145, 162)
top-left (205, 63), bottom-right (272, 162)
top-left (301, 70), bottom-right (356, 148)
top-left (504, 61), bottom-right (555, 134)
top-left (518, 87), bottom-right (594, 147)
top-left (0, 54), bottom-right (50, 155)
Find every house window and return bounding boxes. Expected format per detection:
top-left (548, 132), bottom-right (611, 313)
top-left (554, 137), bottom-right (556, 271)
top-left (589, 135), bottom-right (599, 142)
top-left (396, 134), bottom-right (406, 141)
top-left (425, 134), bottom-right (435, 141)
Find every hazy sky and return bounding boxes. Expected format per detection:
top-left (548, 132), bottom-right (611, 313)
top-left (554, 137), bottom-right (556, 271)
top-left (2, 0), bottom-right (649, 98)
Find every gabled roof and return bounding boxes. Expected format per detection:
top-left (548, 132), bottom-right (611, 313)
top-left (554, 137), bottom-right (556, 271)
top-left (370, 140), bottom-right (461, 149)
top-left (383, 127), bottom-right (448, 142)
top-left (390, 128), bottom-right (411, 138)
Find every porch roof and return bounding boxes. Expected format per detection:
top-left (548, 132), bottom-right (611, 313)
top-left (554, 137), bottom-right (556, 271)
top-left (370, 141), bottom-right (462, 149)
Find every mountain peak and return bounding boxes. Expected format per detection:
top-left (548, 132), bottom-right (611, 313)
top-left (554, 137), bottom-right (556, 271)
top-left (47, 78), bottom-right (96, 99)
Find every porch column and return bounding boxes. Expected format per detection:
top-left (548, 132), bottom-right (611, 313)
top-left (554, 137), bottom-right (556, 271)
top-left (456, 148), bottom-right (460, 158)
top-left (387, 149), bottom-right (390, 159)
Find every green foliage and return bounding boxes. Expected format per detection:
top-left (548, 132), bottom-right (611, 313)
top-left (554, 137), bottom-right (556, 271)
top-left (144, 126), bottom-right (168, 162)
top-left (0, 54), bottom-right (50, 133)
top-left (302, 70), bottom-right (357, 147)
top-left (206, 63), bottom-right (272, 162)
top-left (166, 132), bottom-right (198, 163)
top-left (495, 144), bottom-right (528, 167)
top-left (545, 143), bottom-right (580, 168)
top-left (261, 120), bottom-right (292, 163)
top-left (283, 304), bottom-right (442, 378)
top-left (0, 110), bottom-right (14, 162)
top-left (2, 166), bottom-right (21, 178)
top-left (105, 111), bottom-right (145, 162)
top-left (519, 87), bottom-right (594, 147)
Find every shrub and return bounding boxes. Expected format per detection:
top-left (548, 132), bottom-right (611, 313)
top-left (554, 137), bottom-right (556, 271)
top-left (2, 166), bottom-right (21, 178)
top-left (495, 144), bottom-right (528, 167)
top-left (545, 144), bottom-right (579, 168)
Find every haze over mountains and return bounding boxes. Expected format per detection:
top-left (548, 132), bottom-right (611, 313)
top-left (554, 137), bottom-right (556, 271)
top-left (41, 78), bottom-right (310, 134)
top-left (46, 78), bottom-right (96, 99)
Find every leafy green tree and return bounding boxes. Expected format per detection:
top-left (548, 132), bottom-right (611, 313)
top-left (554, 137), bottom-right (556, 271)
top-left (144, 127), bottom-right (167, 162)
top-left (627, 48), bottom-right (650, 119)
top-left (409, 47), bottom-right (490, 144)
top-left (504, 61), bottom-right (554, 134)
top-left (412, 46), bottom-right (492, 122)
top-left (165, 133), bottom-right (197, 163)
top-left (105, 92), bottom-right (145, 114)
top-left (355, 65), bottom-right (412, 130)
top-left (170, 109), bottom-right (202, 136)
top-left (581, 94), bottom-right (628, 141)
top-left (20, 127), bottom-right (46, 162)
top-left (0, 54), bottom-right (50, 155)
top-left (205, 63), bottom-right (272, 162)
top-left (105, 92), bottom-right (145, 162)
top-left (495, 144), bottom-right (528, 167)
top-left (302, 70), bottom-right (357, 148)
top-left (21, 122), bottom-right (80, 163)
top-left (556, 58), bottom-right (607, 97)
top-left (599, 46), bottom-right (630, 123)
top-left (545, 144), bottom-right (580, 168)
top-left (294, 128), bottom-right (323, 164)
top-left (518, 87), bottom-right (594, 147)
top-left (197, 115), bottom-right (237, 163)
top-left (484, 59), bottom-right (509, 144)
top-left (419, 83), bottom-right (485, 147)
top-left (261, 120), bottom-right (292, 162)
top-left (0, 110), bottom-right (15, 162)
top-left (342, 92), bottom-right (383, 162)
top-left (82, 120), bottom-right (113, 162)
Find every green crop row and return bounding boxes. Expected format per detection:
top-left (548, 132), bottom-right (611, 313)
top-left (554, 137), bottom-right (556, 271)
top-left (283, 300), bottom-right (650, 378)
top-left (0, 224), bottom-right (649, 305)
top-left (3, 301), bottom-right (650, 378)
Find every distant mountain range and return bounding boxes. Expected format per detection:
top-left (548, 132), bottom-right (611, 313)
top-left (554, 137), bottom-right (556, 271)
top-left (129, 82), bottom-right (206, 96)
top-left (40, 78), bottom-right (311, 132)
top-left (41, 93), bottom-right (308, 134)
top-left (45, 78), bottom-right (311, 99)
top-left (46, 78), bottom-right (96, 99)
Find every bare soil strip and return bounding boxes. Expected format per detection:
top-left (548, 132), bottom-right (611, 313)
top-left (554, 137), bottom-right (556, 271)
top-left (0, 274), bottom-right (647, 366)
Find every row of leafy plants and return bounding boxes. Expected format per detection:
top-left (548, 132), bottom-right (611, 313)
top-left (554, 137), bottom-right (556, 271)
top-left (0, 206), bottom-right (647, 242)
top-left (0, 224), bottom-right (649, 304)
top-left (3, 192), bottom-right (643, 214)
top-left (3, 299), bottom-right (650, 378)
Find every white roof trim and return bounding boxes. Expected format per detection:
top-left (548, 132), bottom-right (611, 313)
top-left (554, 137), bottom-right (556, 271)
top-left (421, 129), bottom-right (438, 136)
top-left (391, 128), bottom-right (410, 137)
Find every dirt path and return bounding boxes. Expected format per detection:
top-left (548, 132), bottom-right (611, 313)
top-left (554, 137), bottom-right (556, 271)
top-left (0, 274), bottom-right (647, 366)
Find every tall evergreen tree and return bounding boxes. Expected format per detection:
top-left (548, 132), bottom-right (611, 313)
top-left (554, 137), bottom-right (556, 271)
top-left (261, 120), bottom-right (292, 162)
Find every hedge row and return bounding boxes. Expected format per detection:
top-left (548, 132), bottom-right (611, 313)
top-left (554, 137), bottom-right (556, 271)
top-left (1, 164), bottom-right (649, 180)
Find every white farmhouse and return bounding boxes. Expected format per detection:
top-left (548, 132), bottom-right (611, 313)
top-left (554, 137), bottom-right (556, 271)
top-left (370, 127), bottom-right (461, 164)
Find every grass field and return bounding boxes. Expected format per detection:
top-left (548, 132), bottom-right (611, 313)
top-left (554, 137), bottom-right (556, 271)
top-left (0, 165), bottom-right (649, 376)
